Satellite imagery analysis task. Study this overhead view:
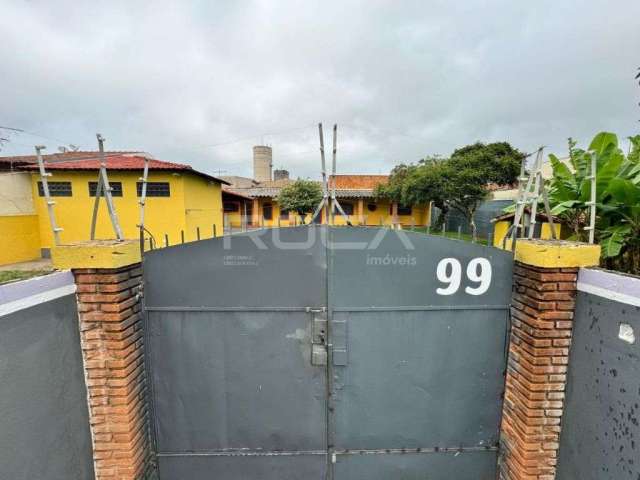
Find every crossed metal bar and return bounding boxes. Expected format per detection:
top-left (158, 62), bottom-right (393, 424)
top-left (310, 123), bottom-right (352, 226)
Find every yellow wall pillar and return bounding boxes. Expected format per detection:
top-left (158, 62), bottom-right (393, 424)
top-left (391, 202), bottom-right (399, 226)
top-left (358, 199), bottom-right (365, 225)
top-left (493, 220), bottom-right (511, 248)
top-left (252, 198), bottom-right (260, 227)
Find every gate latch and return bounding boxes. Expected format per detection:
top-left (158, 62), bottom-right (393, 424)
top-left (307, 307), bottom-right (327, 366)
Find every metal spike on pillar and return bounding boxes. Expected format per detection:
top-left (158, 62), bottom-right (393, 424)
top-left (35, 145), bottom-right (63, 245)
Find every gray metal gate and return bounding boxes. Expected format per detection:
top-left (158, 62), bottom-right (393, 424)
top-left (143, 226), bottom-right (513, 479)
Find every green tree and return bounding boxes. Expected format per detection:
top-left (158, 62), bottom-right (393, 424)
top-left (277, 179), bottom-right (322, 224)
top-left (449, 142), bottom-right (523, 186)
top-left (378, 143), bottom-right (523, 238)
top-left (375, 156), bottom-right (450, 228)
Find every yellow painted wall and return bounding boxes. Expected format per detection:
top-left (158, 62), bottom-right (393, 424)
top-left (541, 223), bottom-right (564, 240)
top-left (224, 200), bottom-right (250, 229)
top-left (493, 221), bottom-right (511, 247)
top-left (183, 175), bottom-right (223, 242)
top-left (0, 215), bottom-right (41, 264)
top-left (248, 197), bottom-right (431, 228)
top-left (493, 220), bottom-right (567, 248)
top-left (333, 200), bottom-right (430, 227)
top-left (31, 171), bottom-right (224, 249)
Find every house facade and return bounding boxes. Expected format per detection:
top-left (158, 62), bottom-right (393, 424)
top-left (0, 151), bottom-right (228, 263)
top-left (221, 146), bottom-right (431, 229)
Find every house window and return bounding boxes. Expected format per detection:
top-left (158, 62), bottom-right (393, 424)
top-left (88, 182), bottom-right (123, 197)
top-left (38, 181), bottom-right (72, 197)
top-left (224, 201), bottom-right (239, 213)
top-left (280, 208), bottom-right (289, 220)
top-left (391, 204), bottom-right (412, 216)
top-left (367, 203), bottom-right (377, 212)
top-left (335, 201), bottom-right (354, 215)
top-left (137, 182), bottom-right (170, 197)
top-left (263, 203), bottom-right (273, 220)
top-left (398, 205), bottom-right (412, 216)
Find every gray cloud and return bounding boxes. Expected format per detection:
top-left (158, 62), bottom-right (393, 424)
top-left (1, 0), bottom-right (639, 178)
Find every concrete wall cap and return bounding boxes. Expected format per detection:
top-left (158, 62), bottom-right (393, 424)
top-left (515, 239), bottom-right (601, 268)
top-left (51, 240), bottom-right (141, 270)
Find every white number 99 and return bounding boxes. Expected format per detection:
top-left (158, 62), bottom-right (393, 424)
top-left (436, 257), bottom-right (492, 296)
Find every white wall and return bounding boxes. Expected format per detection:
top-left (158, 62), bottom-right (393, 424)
top-left (0, 172), bottom-right (35, 216)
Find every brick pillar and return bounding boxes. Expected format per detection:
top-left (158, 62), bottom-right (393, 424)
top-left (52, 241), bottom-right (152, 480)
top-left (499, 240), bottom-right (600, 480)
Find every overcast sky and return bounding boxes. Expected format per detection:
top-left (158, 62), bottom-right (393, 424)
top-left (1, 0), bottom-right (639, 179)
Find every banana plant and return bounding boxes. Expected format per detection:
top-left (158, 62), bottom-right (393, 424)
top-left (598, 172), bottom-right (640, 260)
top-left (547, 132), bottom-right (624, 241)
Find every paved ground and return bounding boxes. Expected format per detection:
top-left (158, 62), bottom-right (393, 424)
top-left (0, 258), bottom-right (53, 272)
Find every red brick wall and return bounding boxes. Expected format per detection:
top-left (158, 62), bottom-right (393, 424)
top-left (499, 261), bottom-right (578, 480)
top-left (73, 264), bottom-right (152, 480)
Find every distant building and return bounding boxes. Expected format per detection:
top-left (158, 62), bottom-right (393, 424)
top-left (221, 146), bottom-right (431, 228)
top-left (0, 151), bottom-right (228, 263)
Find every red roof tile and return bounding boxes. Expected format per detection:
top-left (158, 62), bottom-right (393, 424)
top-left (0, 150), bottom-right (142, 166)
top-left (330, 175), bottom-right (388, 190)
top-left (18, 154), bottom-right (229, 185)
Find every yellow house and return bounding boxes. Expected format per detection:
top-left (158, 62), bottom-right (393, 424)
top-left (0, 151), bottom-right (228, 263)
top-left (220, 145), bottom-right (431, 229)
top-left (222, 175), bottom-right (431, 229)
top-left (492, 209), bottom-right (569, 248)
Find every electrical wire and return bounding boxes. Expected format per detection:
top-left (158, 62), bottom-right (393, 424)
top-left (0, 125), bottom-right (88, 150)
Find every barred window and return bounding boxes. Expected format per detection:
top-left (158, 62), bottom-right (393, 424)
top-left (88, 181), bottom-right (123, 197)
top-left (398, 205), bottom-right (412, 216)
top-left (262, 203), bottom-right (273, 220)
top-left (137, 182), bottom-right (170, 197)
top-left (223, 201), bottom-right (239, 213)
top-left (280, 208), bottom-right (289, 220)
top-left (390, 204), bottom-right (412, 216)
top-left (38, 181), bottom-right (72, 197)
top-left (334, 201), bottom-right (354, 215)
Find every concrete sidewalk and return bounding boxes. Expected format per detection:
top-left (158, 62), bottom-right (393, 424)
top-left (0, 258), bottom-right (53, 272)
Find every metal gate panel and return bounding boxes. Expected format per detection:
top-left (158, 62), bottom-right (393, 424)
top-left (331, 309), bottom-right (507, 449)
top-left (333, 450), bottom-right (500, 480)
top-left (147, 310), bottom-right (326, 452)
top-left (157, 455), bottom-right (326, 479)
top-left (327, 228), bottom-right (513, 309)
top-left (144, 227), bottom-right (326, 309)
top-left (144, 227), bottom-right (514, 479)
top-left (144, 227), bottom-right (328, 479)
top-left (327, 228), bottom-right (513, 478)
